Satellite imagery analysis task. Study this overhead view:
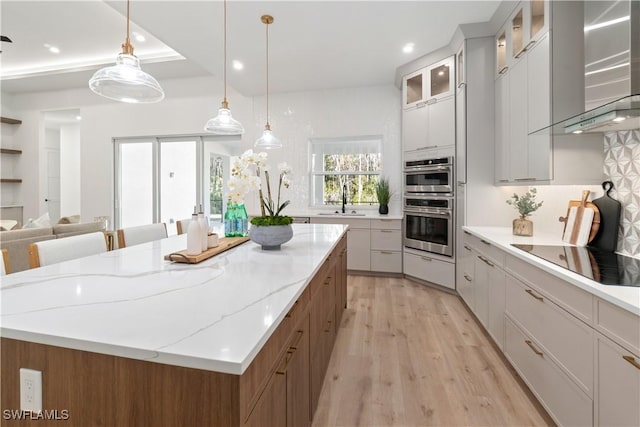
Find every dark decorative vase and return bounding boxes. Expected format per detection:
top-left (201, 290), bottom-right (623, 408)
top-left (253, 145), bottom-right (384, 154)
top-left (378, 205), bottom-right (389, 215)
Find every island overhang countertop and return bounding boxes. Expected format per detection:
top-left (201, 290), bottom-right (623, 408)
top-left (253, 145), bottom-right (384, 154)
top-left (0, 223), bottom-right (348, 375)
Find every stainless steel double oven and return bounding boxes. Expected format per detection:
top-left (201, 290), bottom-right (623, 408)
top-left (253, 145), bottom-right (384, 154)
top-left (403, 155), bottom-right (454, 257)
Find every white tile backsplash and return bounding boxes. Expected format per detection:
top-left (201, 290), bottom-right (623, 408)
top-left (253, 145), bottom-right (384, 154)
top-left (604, 130), bottom-right (640, 257)
top-left (250, 85), bottom-right (402, 215)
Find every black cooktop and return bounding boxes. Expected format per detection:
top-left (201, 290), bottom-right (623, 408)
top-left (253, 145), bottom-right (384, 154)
top-left (511, 244), bottom-right (640, 287)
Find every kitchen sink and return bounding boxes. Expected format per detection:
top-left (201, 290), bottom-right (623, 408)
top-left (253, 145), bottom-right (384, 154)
top-left (317, 212), bottom-right (366, 217)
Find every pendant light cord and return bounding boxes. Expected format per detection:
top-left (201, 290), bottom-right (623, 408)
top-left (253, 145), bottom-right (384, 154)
top-left (223, 0), bottom-right (227, 102)
top-left (265, 19), bottom-right (270, 128)
top-left (122, 0), bottom-right (133, 54)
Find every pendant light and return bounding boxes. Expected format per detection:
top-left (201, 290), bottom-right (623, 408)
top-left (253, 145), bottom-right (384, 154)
top-left (204, 0), bottom-right (244, 134)
top-left (255, 15), bottom-right (281, 149)
top-left (88, 0), bottom-right (164, 103)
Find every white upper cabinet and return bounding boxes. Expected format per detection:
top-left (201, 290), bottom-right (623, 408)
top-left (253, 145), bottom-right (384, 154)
top-left (496, 24), bottom-right (509, 77)
top-left (402, 55), bottom-right (456, 153)
top-left (402, 68), bottom-right (427, 110)
top-left (510, 0), bottom-right (550, 62)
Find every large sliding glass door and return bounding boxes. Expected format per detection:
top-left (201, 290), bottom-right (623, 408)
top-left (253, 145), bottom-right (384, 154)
top-left (115, 135), bottom-right (240, 235)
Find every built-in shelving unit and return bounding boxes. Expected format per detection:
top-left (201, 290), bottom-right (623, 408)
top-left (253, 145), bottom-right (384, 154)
top-left (0, 117), bottom-right (22, 125)
top-left (0, 148), bottom-right (22, 155)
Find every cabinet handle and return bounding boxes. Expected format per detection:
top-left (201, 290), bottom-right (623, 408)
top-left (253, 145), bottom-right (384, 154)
top-left (463, 230), bottom-right (471, 236)
top-left (276, 350), bottom-right (295, 375)
top-left (514, 178), bottom-right (536, 181)
top-left (416, 101), bottom-right (428, 108)
top-left (324, 277), bottom-right (332, 286)
top-left (285, 301), bottom-right (299, 319)
top-left (324, 320), bottom-right (333, 333)
top-left (426, 98), bottom-right (437, 105)
top-left (463, 245), bottom-right (471, 251)
top-left (480, 239), bottom-right (491, 246)
top-left (421, 256), bottom-right (432, 262)
top-left (523, 40), bottom-right (536, 51)
top-left (478, 255), bottom-right (494, 267)
top-left (417, 145), bottom-right (438, 150)
top-left (457, 82), bottom-right (466, 89)
top-left (380, 251), bottom-right (394, 255)
top-left (525, 340), bottom-right (544, 356)
top-left (525, 289), bottom-right (544, 301)
top-left (514, 47), bottom-right (527, 59)
top-left (498, 66), bottom-right (509, 75)
top-left (380, 230), bottom-right (394, 233)
top-left (379, 219), bottom-right (392, 222)
top-left (498, 179), bottom-right (509, 183)
top-left (289, 329), bottom-right (305, 351)
top-left (623, 355), bottom-right (640, 370)
top-left (464, 274), bottom-right (472, 282)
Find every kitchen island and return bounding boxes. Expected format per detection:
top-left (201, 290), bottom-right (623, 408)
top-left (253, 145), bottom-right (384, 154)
top-left (1, 223), bottom-right (348, 426)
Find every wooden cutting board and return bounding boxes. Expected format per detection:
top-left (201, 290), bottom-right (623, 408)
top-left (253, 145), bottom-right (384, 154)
top-left (164, 237), bottom-right (250, 264)
top-left (559, 190), bottom-right (600, 245)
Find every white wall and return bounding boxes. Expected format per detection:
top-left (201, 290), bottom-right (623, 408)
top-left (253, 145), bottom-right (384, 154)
top-left (5, 76), bottom-right (254, 222)
top-left (4, 78), bottom-right (402, 222)
top-left (60, 123), bottom-right (81, 216)
top-left (248, 85), bottom-right (402, 216)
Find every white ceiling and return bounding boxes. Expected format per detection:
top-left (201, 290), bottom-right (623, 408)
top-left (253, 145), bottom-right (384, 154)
top-left (0, 1), bottom-right (501, 97)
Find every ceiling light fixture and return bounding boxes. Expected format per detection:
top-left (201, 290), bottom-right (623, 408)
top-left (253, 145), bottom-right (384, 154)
top-left (255, 15), bottom-right (281, 149)
top-left (88, 0), bottom-right (164, 103)
top-left (232, 60), bottom-right (244, 71)
top-left (402, 43), bottom-right (415, 54)
top-left (205, 0), bottom-right (244, 135)
top-left (133, 32), bottom-right (146, 42)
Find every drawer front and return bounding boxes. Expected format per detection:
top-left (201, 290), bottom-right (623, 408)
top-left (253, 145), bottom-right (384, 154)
top-left (370, 229), bottom-right (402, 251)
top-left (370, 250), bottom-right (402, 273)
top-left (370, 219), bottom-right (402, 230)
top-left (506, 254), bottom-right (593, 324)
top-left (506, 274), bottom-right (594, 396)
top-left (596, 298), bottom-right (640, 355)
top-left (504, 317), bottom-right (593, 427)
top-left (462, 231), bottom-right (506, 266)
top-left (404, 252), bottom-right (455, 289)
top-left (311, 217), bottom-right (370, 229)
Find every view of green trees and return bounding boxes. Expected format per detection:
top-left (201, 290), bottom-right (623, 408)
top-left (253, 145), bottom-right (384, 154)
top-left (322, 153), bottom-right (381, 205)
top-left (209, 156), bottom-right (224, 219)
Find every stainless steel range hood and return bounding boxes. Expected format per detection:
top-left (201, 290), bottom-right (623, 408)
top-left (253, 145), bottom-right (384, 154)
top-left (532, 0), bottom-right (639, 135)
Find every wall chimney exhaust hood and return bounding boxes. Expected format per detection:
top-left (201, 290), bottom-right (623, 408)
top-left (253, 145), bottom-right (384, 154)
top-left (532, 0), bottom-right (639, 136)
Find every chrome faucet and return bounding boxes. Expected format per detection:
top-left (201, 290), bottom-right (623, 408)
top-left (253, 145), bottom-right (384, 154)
top-left (342, 184), bottom-right (347, 213)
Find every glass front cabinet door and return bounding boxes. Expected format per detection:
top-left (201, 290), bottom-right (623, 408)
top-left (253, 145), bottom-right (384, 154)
top-left (402, 68), bottom-right (427, 110)
top-left (510, 0), bottom-right (549, 61)
top-left (426, 56), bottom-right (454, 102)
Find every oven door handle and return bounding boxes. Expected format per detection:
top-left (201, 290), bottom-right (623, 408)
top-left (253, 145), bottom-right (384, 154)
top-left (404, 165), bottom-right (452, 173)
top-left (404, 209), bottom-right (451, 218)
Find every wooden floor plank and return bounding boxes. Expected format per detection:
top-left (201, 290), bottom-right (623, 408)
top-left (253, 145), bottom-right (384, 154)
top-left (313, 275), bottom-right (555, 427)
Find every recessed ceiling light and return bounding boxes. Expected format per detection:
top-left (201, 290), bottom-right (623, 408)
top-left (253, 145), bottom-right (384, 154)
top-left (75, 115), bottom-right (82, 121)
top-left (573, 130), bottom-right (583, 134)
top-left (232, 60), bottom-right (244, 70)
top-left (613, 116), bottom-right (626, 122)
top-left (44, 43), bottom-right (60, 54)
top-left (402, 43), bottom-right (415, 54)
top-left (133, 32), bottom-right (146, 43)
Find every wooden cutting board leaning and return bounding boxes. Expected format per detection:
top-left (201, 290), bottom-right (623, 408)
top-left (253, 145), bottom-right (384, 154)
top-left (559, 190), bottom-right (600, 246)
top-left (589, 181), bottom-right (622, 252)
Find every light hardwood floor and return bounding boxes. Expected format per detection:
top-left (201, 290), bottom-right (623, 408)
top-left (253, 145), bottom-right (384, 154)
top-left (312, 275), bottom-right (555, 427)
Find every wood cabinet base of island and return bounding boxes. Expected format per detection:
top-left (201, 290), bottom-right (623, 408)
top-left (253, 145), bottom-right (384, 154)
top-left (1, 236), bottom-right (348, 427)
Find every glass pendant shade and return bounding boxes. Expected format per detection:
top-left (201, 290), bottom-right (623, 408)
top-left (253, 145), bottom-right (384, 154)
top-left (89, 53), bottom-right (164, 103)
top-left (254, 125), bottom-right (282, 149)
top-left (205, 104), bottom-right (244, 134)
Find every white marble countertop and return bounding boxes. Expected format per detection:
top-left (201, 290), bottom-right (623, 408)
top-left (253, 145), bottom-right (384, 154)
top-left (463, 226), bottom-right (640, 316)
top-left (0, 224), bottom-right (348, 375)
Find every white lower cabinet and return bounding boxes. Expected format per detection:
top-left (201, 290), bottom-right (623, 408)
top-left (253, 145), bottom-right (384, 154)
top-left (459, 229), bottom-right (640, 426)
top-left (403, 249), bottom-right (455, 290)
top-left (505, 316), bottom-right (593, 427)
top-left (347, 228), bottom-right (371, 271)
top-left (310, 217), bottom-right (402, 273)
top-left (596, 333), bottom-right (640, 427)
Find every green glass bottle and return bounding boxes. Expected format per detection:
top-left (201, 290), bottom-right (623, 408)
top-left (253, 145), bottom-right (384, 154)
top-left (224, 201), bottom-right (237, 237)
top-left (236, 204), bottom-right (248, 237)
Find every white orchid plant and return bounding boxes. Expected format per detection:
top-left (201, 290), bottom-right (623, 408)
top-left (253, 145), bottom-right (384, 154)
top-left (229, 149), bottom-right (293, 226)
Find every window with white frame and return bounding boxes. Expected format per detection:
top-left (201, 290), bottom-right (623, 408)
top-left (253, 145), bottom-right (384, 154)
top-left (309, 136), bottom-right (382, 207)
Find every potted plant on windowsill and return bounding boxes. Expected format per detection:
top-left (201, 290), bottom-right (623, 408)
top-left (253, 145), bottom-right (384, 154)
top-left (506, 187), bottom-right (543, 236)
top-left (229, 150), bottom-right (293, 250)
top-left (375, 176), bottom-right (392, 215)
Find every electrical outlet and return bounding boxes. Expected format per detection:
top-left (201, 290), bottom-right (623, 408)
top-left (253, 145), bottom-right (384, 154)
top-left (19, 368), bottom-right (42, 412)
